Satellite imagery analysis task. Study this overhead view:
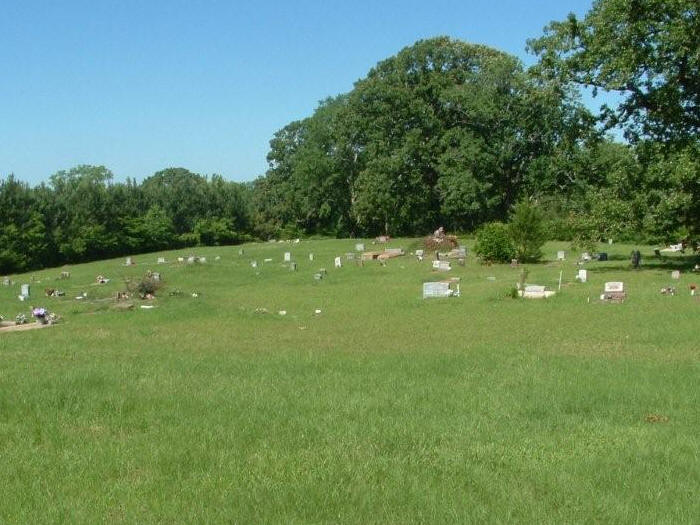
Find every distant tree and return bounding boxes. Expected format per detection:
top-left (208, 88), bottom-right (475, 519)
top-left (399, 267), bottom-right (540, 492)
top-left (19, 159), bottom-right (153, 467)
top-left (509, 201), bottom-right (547, 262)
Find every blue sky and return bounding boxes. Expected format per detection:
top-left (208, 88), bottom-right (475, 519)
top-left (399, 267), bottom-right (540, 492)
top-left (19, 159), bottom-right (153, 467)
top-left (1, 1), bottom-right (597, 185)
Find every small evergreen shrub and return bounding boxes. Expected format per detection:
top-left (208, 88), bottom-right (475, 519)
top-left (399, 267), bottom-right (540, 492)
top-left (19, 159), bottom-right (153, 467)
top-left (474, 222), bottom-right (516, 263)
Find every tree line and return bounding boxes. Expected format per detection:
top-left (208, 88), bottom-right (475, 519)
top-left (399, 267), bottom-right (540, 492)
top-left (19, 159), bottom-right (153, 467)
top-left (2, 0), bottom-right (697, 274)
top-left (0, 167), bottom-right (253, 274)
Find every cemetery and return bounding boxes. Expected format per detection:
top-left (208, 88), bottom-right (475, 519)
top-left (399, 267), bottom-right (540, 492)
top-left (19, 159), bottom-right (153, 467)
top-left (0, 237), bottom-right (697, 523)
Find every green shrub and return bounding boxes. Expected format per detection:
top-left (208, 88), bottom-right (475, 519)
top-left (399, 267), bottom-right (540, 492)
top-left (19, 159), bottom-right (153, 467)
top-left (509, 201), bottom-right (547, 262)
top-left (474, 222), bottom-right (515, 263)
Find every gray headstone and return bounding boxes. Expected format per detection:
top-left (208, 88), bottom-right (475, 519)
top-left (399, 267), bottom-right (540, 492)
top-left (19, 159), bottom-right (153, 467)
top-left (21, 284), bottom-right (30, 298)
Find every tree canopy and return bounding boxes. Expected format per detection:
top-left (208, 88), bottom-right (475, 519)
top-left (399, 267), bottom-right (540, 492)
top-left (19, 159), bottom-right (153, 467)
top-left (528, 0), bottom-right (699, 144)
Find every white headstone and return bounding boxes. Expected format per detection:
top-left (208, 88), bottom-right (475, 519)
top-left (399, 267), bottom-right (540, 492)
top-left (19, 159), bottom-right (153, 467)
top-left (125, 257), bottom-right (133, 265)
top-left (355, 243), bottom-right (365, 252)
top-left (604, 281), bottom-right (624, 292)
top-left (177, 257), bottom-right (184, 263)
top-left (524, 285), bottom-right (546, 293)
top-left (199, 257), bottom-right (206, 263)
top-left (284, 252), bottom-right (291, 262)
top-left (20, 284), bottom-right (30, 298)
top-left (238, 249), bottom-right (244, 255)
top-left (152, 272), bottom-right (161, 282)
top-left (415, 249), bottom-right (424, 257)
top-left (671, 270), bottom-right (680, 279)
top-left (157, 257), bottom-right (166, 264)
top-left (2, 277), bottom-right (9, 286)
top-left (432, 260), bottom-right (451, 271)
top-left (251, 261), bottom-right (257, 268)
top-left (385, 248), bottom-right (403, 256)
top-left (423, 282), bottom-right (451, 298)
top-left (557, 251), bottom-right (566, 261)
top-left (309, 253), bottom-right (314, 261)
top-left (577, 269), bottom-right (587, 283)
top-left (187, 256), bottom-right (196, 264)
top-left (334, 256), bottom-right (342, 268)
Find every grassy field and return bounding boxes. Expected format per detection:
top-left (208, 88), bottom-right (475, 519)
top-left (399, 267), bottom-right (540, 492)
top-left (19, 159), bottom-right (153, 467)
top-left (1, 239), bottom-right (698, 524)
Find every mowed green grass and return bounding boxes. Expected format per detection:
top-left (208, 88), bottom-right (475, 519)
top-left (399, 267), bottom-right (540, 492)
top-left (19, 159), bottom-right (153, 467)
top-left (1, 239), bottom-right (698, 524)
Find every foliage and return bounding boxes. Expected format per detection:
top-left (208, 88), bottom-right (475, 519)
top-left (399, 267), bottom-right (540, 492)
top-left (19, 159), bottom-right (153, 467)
top-left (528, 0), bottom-right (699, 144)
top-left (509, 201), bottom-right (547, 262)
top-left (0, 167), bottom-right (252, 274)
top-left (474, 222), bottom-right (516, 263)
top-left (255, 37), bottom-right (596, 236)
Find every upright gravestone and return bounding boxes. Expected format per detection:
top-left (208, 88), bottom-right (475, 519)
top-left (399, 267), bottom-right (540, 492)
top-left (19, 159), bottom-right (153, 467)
top-left (423, 282), bottom-right (451, 299)
top-left (157, 257), bottom-right (166, 264)
top-left (309, 253), bottom-right (314, 261)
top-left (557, 251), bottom-right (566, 261)
top-left (187, 256), bottom-right (196, 264)
top-left (238, 249), bottom-right (244, 256)
top-left (432, 260), bottom-right (451, 271)
top-left (125, 257), bottom-right (133, 266)
top-left (290, 262), bottom-right (297, 272)
top-left (671, 270), bottom-right (680, 279)
top-left (355, 243), bottom-right (365, 252)
top-left (577, 269), bottom-right (587, 283)
top-left (20, 284), bottom-right (30, 298)
top-left (199, 257), bottom-right (206, 263)
top-left (251, 261), bottom-right (258, 268)
top-left (334, 257), bottom-right (342, 268)
top-left (284, 252), bottom-right (291, 262)
top-left (605, 282), bottom-right (624, 292)
top-left (345, 252), bottom-right (355, 261)
top-left (152, 272), bottom-right (161, 282)
top-left (2, 277), bottom-right (9, 286)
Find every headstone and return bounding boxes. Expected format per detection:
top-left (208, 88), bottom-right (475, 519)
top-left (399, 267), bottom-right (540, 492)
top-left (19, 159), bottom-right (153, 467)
top-left (385, 248), bottom-right (403, 256)
top-left (152, 272), bottom-right (161, 282)
top-left (187, 256), bottom-right (195, 264)
top-left (608, 239), bottom-right (613, 245)
top-left (125, 257), bottom-right (133, 265)
top-left (604, 282), bottom-right (624, 293)
top-left (355, 243), bottom-right (365, 252)
top-left (251, 261), bottom-right (258, 268)
top-left (345, 252), bottom-right (355, 261)
top-left (422, 282), bottom-right (451, 299)
top-left (557, 251), bottom-right (566, 261)
top-left (376, 236), bottom-right (389, 243)
top-left (432, 260), bottom-right (451, 271)
top-left (577, 269), bottom-right (587, 283)
top-left (157, 257), bottom-right (166, 264)
top-left (309, 253), bottom-right (314, 261)
top-left (313, 273), bottom-right (323, 280)
top-left (284, 252), bottom-right (291, 262)
top-left (177, 257), bottom-right (184, 263)
top-left (238, 249), bottom-right (244, 255)
top-left (290, 262), bottom-right (297, 272)
top-left (598, 252), bottom-right (608, 261)
top-left (334, 257), bottom-right (342, 268)
top-left (215, 256), bottom-right (221, 261)
top-left (524, 285), bottom-right (546, 293)
top-left (264, 258), bottom-right (272, 262)
top-left (631, 250), bottom-right (641, 268)
top-left (581, 252), bottom-right (592, 262)
top-left (21, 284), bottom-right (30, 298)
top-left (415, 249), bottom-right (424, 257)
top-left (671, 270), bottom-right (680, 279)
top-left (2, 277), bottom-right (9, 286)
top-left (199, 257), bottom-right (206, 263)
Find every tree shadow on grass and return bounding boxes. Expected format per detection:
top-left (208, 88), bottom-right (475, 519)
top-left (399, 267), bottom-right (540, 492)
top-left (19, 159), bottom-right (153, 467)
top-left (590, 253), bottom-right (699, 273)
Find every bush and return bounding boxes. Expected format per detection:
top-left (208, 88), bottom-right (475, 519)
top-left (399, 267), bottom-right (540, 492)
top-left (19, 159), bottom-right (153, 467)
top-left (509, 201), bottom-right (547, 262)
top-left (474, 222), bottom-right (515, 263)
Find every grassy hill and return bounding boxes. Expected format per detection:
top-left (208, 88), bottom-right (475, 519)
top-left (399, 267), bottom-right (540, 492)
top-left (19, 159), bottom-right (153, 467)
top-left (1, 239), bottom-right (698, 524)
